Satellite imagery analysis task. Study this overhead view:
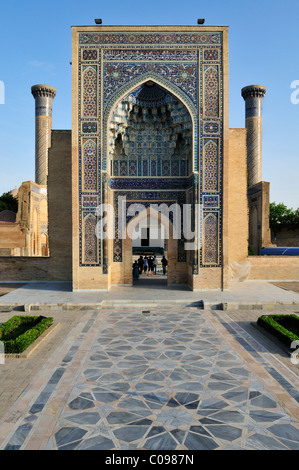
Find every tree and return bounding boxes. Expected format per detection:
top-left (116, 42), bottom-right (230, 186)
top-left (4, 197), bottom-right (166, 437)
top-left (0, 192), bottom-right (18, 213)
top-left (270, 202), bottom-right (299, 236)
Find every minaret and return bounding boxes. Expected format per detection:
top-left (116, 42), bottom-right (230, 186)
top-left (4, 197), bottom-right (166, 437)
top-left (241, 85), bottom-right (266, 187)
top-left (31, 84), bottom-right (56, 186)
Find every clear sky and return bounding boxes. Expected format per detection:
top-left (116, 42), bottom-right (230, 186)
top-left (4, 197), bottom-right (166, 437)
top-left (0, 0), bottom-right (298, 209)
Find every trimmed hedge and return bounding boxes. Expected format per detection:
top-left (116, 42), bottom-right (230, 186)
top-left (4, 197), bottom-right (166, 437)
top-left (257, 314), bottom-right (299, 348)
top-left (0, 315), bottom-right (53, 354)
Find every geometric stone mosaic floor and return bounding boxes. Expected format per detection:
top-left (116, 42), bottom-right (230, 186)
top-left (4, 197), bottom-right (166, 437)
top-left (1, 308), bottom-right (299, 450)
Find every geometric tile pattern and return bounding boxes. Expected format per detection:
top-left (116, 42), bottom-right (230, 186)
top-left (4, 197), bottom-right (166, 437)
top-left (104, 63), bottom-right (198, 107)
top-left (82, 66), bottom-right (97, 117)
top-left (83, 214), bottom-right (98, 264)
top-left (82, 139), bottom-right (97, 192)
top-left (203, 213), bottom-right (218, 265)
top-left (79, 32), bottom-right (222, 45)
top-left (2, 308), bottom-right (299, 450)
top-left (203, 139), bottom-right (219, 192)
top-left (204, 66), bottom-right (219, 117)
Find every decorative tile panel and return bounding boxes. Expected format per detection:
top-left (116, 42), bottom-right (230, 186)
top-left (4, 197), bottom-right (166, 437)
top-left (204, 65), bottom-right (219, 117)
top-left (82, 49), bottom-right (98, 61)
top-left (203, 195), bottom-right (220, 209)
top-left (103, 63), bottom-right (197, 107)
top-left (203, 139), bottom-right (219, 192)
top-left (79, 32), bottom-right (222, 45)
top-left (83, 213), bottom-right (98, 264)
top-left (103, 49), bottom-right (197, 61)
top-left (82, 66), bottom-right (97, 117)
top-left (82, 139), bottom-right (98, 192)
top-left (204, 49), bottom-right (219, 61)
top-left (203, 212), bottom-right (219, 265)
top-left (82, 122), bottom-right (97, 133)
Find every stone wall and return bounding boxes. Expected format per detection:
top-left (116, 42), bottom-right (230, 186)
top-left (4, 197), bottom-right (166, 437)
top-left (248, 256), bottom-right (299, 280)
top-left (272, 228), bottom-right (299, 247)
top-left (0, 223), bottom-right (25, 250)
top-left (248, 181), bottom-right (271, 254)
top-left (227, 128), bottom-right (248, 263)
top-left (0, 130), bottom-right (72, 281)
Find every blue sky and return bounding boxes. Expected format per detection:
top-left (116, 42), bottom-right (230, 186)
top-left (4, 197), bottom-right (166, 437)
top-left (0, 0), bottom-right (298, 209)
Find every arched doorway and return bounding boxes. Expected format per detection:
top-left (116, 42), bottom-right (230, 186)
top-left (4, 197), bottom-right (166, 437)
top-left (107, 80), bottom-right (194, 288)
top-left (122, 206), bottom-right (179, 287)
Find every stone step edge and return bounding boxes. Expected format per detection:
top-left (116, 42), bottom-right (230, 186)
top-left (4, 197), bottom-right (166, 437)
top-left (215, 301), bottom-right (299, 311)
top-left (0, 300), bottom-right (299, 312)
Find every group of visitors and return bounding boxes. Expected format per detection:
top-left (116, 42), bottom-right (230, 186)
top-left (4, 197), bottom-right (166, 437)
top-left (132, 255), bottom-right (168, 281)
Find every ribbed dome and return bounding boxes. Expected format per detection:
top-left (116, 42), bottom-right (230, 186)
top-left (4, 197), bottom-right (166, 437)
top-left (0, 210), bottom-right (16, 222)
top-left (131, 82), bottom-right (168, 107)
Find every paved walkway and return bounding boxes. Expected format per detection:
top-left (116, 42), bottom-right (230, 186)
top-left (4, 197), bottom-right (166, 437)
top-left (1, 297), bottom-right (299, 449)
top-left (1, 279), bottom-right (299, 310)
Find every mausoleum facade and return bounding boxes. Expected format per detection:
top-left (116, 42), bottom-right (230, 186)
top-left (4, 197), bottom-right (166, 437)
top-left (72, 25), bottom-right (233, 290)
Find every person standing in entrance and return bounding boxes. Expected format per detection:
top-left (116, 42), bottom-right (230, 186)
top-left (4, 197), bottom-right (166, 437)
top-left (143, 256), bottom-right (148, 275)
top-left (138, 255), bottom-right (144, 275)
top-left (148, 256), bottom-right (154, 276)
top-left (161, 255), bottom-right (168, 275)
top-left (153, 256), bottom-right (158, 274)
top-left (132, 260), bottom-right (139, 281)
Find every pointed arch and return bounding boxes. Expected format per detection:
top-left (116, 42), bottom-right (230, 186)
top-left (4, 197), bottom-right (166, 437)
top-left (103, 73), bottom-right (198, 172)
top-left (123, 206), bottom-right (179, 286)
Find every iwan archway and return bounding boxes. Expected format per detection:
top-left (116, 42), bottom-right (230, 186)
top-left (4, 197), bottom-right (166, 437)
top-left (71, 25), bottom-right (228, 291)
top-left (106, 79), bottom-right (194, 288)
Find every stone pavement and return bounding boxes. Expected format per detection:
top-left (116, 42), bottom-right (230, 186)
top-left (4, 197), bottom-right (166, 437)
top-left (1, 278), bottom-right (299, 311)
top-left (0, 283), bottom-right (299, 449)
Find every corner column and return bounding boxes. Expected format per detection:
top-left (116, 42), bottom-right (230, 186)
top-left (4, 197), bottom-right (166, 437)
top-left (241, 85), bottom-right (266, 186)
top-left (31, 84), bottom-right (56, 186)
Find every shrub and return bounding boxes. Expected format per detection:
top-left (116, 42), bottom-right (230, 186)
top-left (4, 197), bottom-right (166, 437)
top-left (0, 315), bottom-right (53, 354)
top-left (257, 314), bottom-right (299, 348)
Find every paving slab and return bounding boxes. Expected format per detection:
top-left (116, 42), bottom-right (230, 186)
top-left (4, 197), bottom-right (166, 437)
top-left (0, 306), bottom-right (299, 450)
